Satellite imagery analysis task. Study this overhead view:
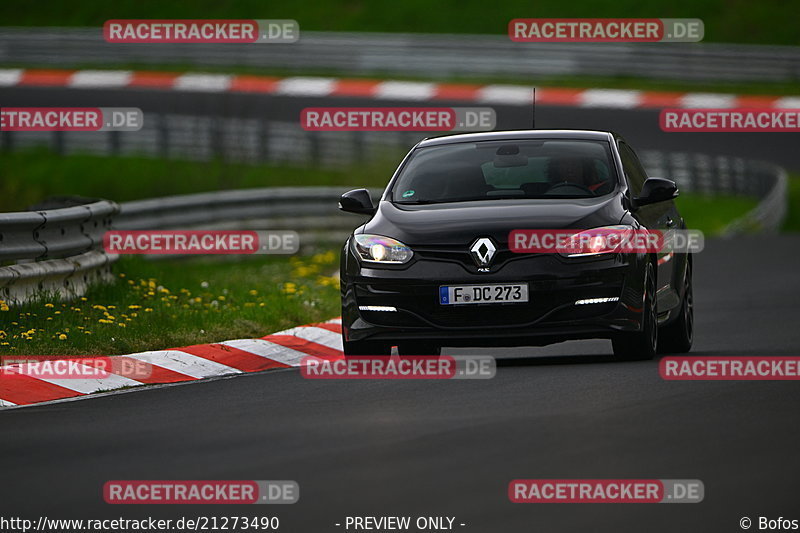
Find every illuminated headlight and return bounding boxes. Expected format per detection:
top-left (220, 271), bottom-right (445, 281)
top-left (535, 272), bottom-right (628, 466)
top-left (558, 225), bottom-right (635, 257)
top-left (353, 234), bottom-right (413, 264)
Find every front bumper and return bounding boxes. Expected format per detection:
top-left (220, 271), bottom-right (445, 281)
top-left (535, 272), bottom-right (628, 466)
top-left (341, 249), bottom-right (647, 347)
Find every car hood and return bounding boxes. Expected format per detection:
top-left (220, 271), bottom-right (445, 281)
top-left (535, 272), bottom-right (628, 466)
top-left (362, 195), bottom-right (625, 246)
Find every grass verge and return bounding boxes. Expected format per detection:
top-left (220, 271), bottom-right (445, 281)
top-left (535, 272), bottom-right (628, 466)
top-left (0, 149), bottom-right (394, 212)
top-left (0, 252), bottom-right (340, 356)
top-left (676, 194), bottom-right (758, 234)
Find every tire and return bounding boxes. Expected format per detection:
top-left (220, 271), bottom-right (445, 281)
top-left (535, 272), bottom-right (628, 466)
top-left (342, 339), bottom-right (391, 356)
top-left (658, 261), bottom-right (694, 354)
top-left (396, 342), bottom-right (441, 356)
top-left (613, 262), bottom-right (657, 361)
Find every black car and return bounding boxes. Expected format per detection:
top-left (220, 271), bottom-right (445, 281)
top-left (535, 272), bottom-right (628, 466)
top-left (338, 130), bottom-right (693, 360)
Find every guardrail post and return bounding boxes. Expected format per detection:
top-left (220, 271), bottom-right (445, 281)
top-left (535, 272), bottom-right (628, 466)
top-left (52, 131), bottom-right (64, 156)
top-left (109, 130), bottom-right (121, 157)
top-left (353, 132), bottom-right (365, 165)
top-left (157, 113), bottom-right (169, 159)
top-left (309, 131), bottom-right (321, 166)
top-left (211, 117), bottom-right (224, 162)
top-left (258, 120), bottom-right (270, 163)
top-left (0, 129), bottom-right (12, 152)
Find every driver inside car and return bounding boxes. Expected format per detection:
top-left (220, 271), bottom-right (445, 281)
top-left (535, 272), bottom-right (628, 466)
top-left (547, 156), bottom-right (609, 193)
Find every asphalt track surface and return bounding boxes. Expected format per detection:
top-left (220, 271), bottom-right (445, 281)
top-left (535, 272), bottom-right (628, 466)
top-left (2, 235), bottom-right (800, 531)
top-left (2, 87), bottom-right (800, 531)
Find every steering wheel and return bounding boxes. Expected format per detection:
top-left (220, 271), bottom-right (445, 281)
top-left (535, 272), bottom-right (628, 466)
top-left (545, 182), bottom-right (595, 195)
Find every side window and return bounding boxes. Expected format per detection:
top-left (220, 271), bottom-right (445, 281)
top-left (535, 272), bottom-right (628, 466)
top-left (618, 142), bottom-right (648, 196)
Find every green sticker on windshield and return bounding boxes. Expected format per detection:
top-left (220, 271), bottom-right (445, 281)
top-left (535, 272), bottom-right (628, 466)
top-left (402, 190), bottom-right (416, 198)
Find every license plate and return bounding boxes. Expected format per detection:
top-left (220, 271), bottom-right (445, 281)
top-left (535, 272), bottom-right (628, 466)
top-left (439, 283), bottom-right (529, 305)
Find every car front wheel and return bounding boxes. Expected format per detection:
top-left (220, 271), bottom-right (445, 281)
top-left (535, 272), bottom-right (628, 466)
top-left (612, 262), bottom-right (657, 361)
top-left (658, 261), bottom-right (693, 354)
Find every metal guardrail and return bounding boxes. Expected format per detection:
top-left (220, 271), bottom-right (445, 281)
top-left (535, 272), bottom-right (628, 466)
top-left (0, 197), bottom-right (118, 304)
top-left (0, 199), bottom-right (117, 262)
top-left (2, 28), bottom-right (800, 83)
top-left (723, 166), bottom-right (788, 235)
top-left (116, 187), bottom-right (362, 230)
top-left (0, 155), bottom-right (788, 304)
top-left (0, 188), bottom-right (369, 304)
top-left (639, 151), bottom-right (788, 234)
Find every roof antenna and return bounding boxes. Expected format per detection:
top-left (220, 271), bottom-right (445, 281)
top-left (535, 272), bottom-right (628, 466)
top-left (531, 88), bottom-right (536, 129)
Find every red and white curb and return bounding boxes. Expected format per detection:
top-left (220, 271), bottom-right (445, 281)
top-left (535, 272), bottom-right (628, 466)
top-left (1, 68), bottom-right (796, 110)
top-left (0, 318), bottom-right (343, 408)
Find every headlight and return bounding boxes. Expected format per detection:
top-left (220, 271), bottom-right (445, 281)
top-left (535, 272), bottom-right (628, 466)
top-left (558, 225), bottom-right (636, 257)
top-left (353, 234), bottom-right (413, 264)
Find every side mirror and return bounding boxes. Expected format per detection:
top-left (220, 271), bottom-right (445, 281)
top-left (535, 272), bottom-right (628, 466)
top-left (634, 178), bottom-right (679, 207)
top-left (339, 188), bottom-right (376, 215)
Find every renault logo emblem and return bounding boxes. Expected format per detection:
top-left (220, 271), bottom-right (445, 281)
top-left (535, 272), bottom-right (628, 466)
top-left (469, 237), bottom-right (496, 267)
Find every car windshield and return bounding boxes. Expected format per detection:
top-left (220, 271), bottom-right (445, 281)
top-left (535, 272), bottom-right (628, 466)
top-left (392, 139), bottom-right (617, 204)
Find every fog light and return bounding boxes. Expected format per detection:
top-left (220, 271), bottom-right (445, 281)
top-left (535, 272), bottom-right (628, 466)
top-left (359, 305), bottom-right (398, 312)
top-left (574, 297), bottom-right (619, 306)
